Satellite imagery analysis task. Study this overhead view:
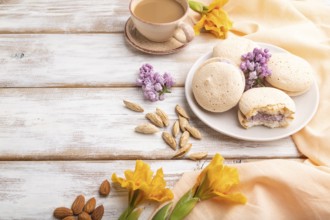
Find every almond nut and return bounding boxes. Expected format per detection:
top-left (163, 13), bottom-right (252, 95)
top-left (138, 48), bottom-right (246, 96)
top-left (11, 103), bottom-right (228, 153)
top-left (175, 105), bottom-right (190, 120)
top-left (84, 197), bottom-right (96, 214)
top-left (63, 216), bottom-right (76, 220)
top-left (162, 131), bottom-right (177, 150)
top-left (79, 211), bottom-right (92, 220)
top-left (99, 180), bottom-right (111, 196)
top-left (188, 152), bottom-right (208, 161)
top-left (53, 207), bottom-right (73, 219)
top-left (91, 205), bottom-right (104, 220)
top-left (123, 100), bottom-right (144, 112)
top-left (179, 131), bottom-right (190, 148)
top-left (135, 123), bottom-right (159, 134)
top-left (146, 113), bottom-right (164, 127)
top-left (185, 125), bottom-right (202, 140)
top-left (72, 195), bottom-right (85, 215)
top-left (156, 108), bottom-right (169, 126)
top-left (172, 143), bottom-right (192, 159)
top-left (172, 120), bottom-right (180, 137)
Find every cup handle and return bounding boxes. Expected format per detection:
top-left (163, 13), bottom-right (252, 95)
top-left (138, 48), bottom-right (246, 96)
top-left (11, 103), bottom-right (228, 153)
top-left (174, 22), bottom-right (195, 43)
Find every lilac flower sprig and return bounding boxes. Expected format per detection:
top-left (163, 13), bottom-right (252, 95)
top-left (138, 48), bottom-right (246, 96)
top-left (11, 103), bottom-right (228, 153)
top-left (137, 64), bottom-right (175, 102)
top-left (240, 48), bottom-right (272, 91)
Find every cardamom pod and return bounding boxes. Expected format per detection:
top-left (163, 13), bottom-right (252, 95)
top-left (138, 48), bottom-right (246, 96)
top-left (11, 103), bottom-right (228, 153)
top-left (175, 105), bottom-right (190, 120)
top-left (188, 152), bottom-right (208, 161)
top-left (172, 143), bottom-right (192, 159)
top-left (179, 115), bottom-right (189, 132)
top-left (185, 125), bottom-right (202, 140)
top-left (179, 131), bottom-right (190, 148)
top-left (123, 100), bottom-right (144, 112)
top-left (146, 113), bottom-right (164, 127)
top-left (156, 108), bottom-right (169, 127)
top-left (162, 132), bottom-right (177, 150)
top-left (135, 123), bottom-right (159, 134)
top-left (172, 120), bottom-right (180, 137)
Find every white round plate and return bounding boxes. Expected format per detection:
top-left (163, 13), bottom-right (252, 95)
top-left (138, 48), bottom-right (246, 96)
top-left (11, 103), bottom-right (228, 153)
top-left (185, 42), bottom-right (319, 141)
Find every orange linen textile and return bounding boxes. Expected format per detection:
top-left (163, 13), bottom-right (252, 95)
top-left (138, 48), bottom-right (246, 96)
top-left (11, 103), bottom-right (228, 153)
top-left (171, 0), bottom-right (330, 219)
top-left (173, 160), bottom-right (330, 219)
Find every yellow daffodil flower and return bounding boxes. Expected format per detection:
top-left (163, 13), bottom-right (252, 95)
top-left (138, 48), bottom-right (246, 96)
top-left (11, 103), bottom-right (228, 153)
top-left (112, 160), bottom-right (153, 191)
top-left (112, 160), bottom-right (173, 220)
top-left (159, 153), bottom-right (246, 220)
top-left (145, 169), bottom-right (174, 202)
top-left (193, 154), bottom-right (247, 202)
top-left (189, 0), bottom-right (233, 38)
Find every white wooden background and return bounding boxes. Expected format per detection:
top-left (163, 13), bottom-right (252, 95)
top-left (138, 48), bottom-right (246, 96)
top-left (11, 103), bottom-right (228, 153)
top-left (0, 0), bottom-right (309, 219)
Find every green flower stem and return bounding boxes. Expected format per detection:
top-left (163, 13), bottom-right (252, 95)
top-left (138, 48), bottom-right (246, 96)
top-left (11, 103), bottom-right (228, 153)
top-left (130, 190), bottom-right (142, 207)
top-left (160, 86), bottom-right (171, 95)
top-left (119, 205), bottom-right (135, 220)
top-left (119, 205), bottom-right (142, 220)
top-left (119, 190), bottom-right (143, 220)
top-left (127, 208), bottom-right (142, 220)
top-left (152, 202), bottom-right (173, 220)
top-left (169, 189), bottom-right (199, 220)
top-left (255, 78), bottom-right (265, 87)
top-left (194, 172), bottom-right (212, 201)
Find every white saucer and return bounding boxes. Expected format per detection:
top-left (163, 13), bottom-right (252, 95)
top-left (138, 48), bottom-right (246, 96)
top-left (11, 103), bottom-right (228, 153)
top-left (185, 42), bottom-right (319, 141)
top-left (124, 17), bottom-right (191, 55)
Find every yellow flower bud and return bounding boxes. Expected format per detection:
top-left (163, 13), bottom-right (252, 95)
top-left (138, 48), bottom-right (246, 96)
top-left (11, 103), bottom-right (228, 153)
top-left (189, 0), bottom-right (233, 38)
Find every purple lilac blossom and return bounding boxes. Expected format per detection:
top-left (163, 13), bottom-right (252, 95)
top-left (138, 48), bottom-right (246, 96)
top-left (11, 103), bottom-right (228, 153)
top-left (137, 64), bottom-right (175, 102)
top-left (240, 48), bottom-right (272, 91)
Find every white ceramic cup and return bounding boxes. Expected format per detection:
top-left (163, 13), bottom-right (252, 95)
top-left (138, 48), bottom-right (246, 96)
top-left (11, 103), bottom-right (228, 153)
top-left (129, 0), bottom-right (195, 43)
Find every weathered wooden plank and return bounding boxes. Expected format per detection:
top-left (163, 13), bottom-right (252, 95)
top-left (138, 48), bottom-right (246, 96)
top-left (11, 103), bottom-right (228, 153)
top-left (0, 34), bottom-right (219, 87)
top-left (0, 0), bottom-right (130, 33)
top-left (0, 160), bottom-right (197, 219)
top-left (1, 159), bottom-right (302, 219)
top-left (0, 87), bottom-right (299, 160)
top-left (2, 0), bottom-right (328, 34)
